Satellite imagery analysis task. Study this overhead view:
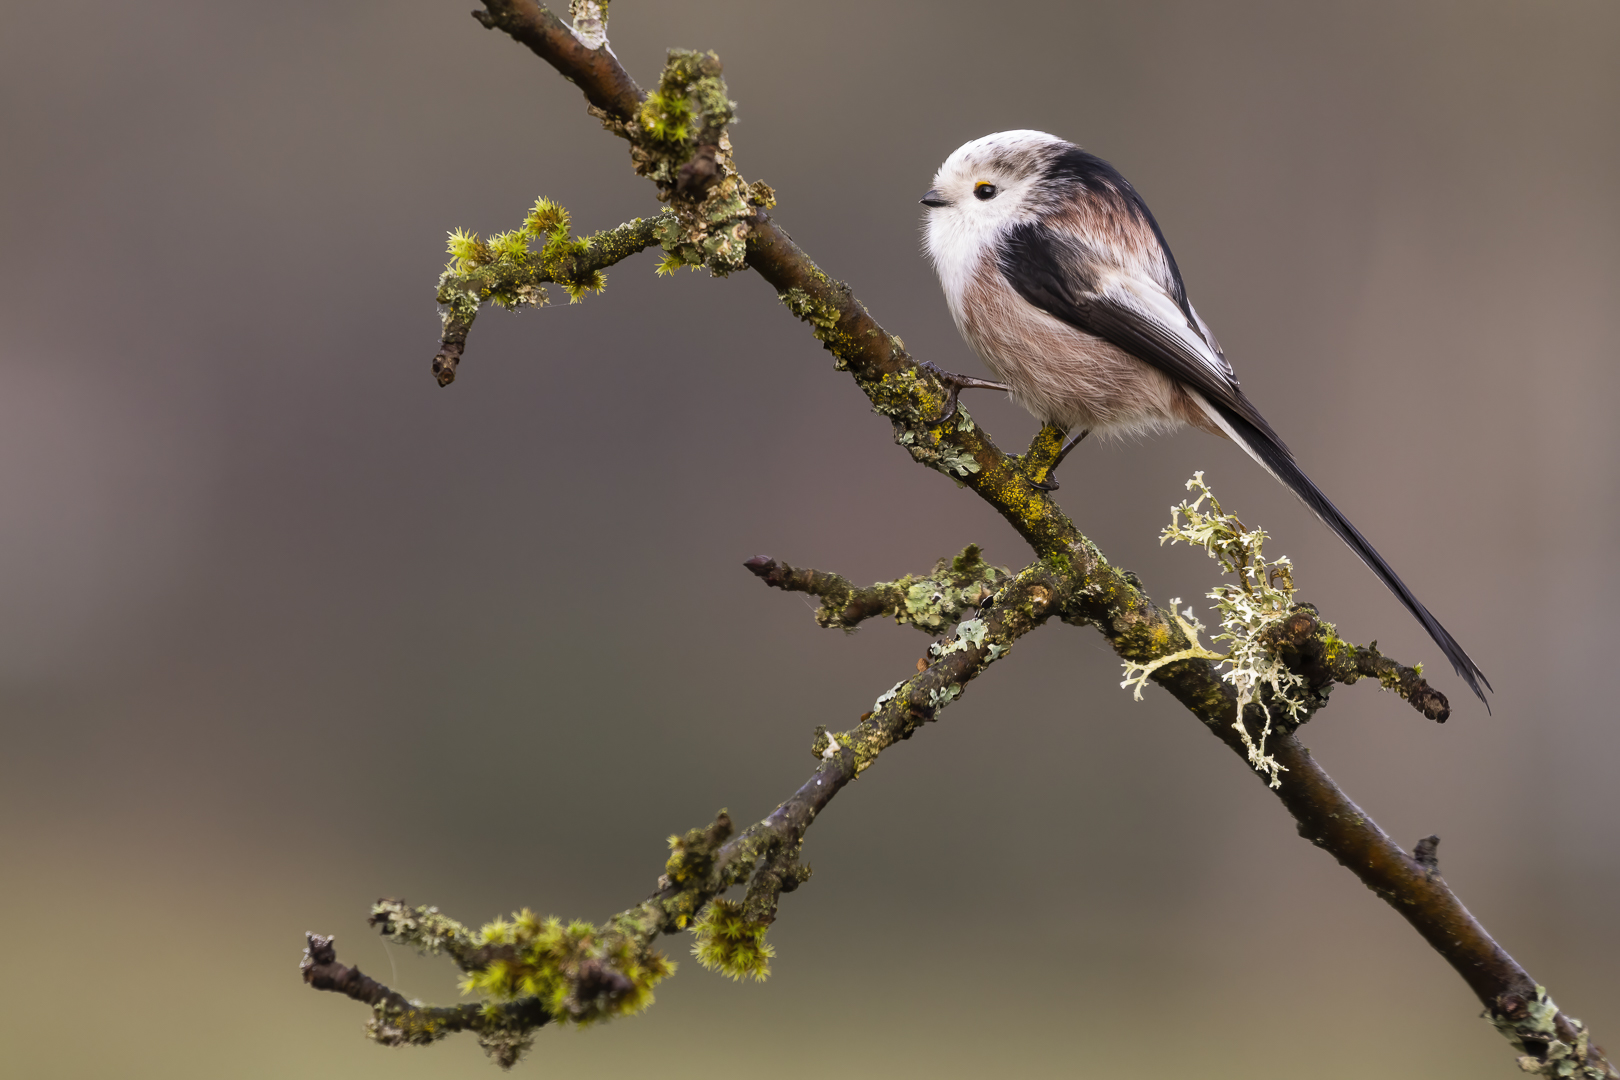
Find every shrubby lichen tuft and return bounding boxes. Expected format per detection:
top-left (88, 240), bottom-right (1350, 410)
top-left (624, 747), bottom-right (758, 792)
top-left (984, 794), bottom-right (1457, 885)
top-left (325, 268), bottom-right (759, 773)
top-left (371, 898), bottom-right (476, 960)
top-left (1120, 473), bottom-right (1313, 787)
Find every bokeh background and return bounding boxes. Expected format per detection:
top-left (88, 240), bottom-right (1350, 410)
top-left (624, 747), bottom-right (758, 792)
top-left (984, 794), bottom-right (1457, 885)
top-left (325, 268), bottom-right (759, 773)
top-left (1, 1), bottom-right (1616, 1076)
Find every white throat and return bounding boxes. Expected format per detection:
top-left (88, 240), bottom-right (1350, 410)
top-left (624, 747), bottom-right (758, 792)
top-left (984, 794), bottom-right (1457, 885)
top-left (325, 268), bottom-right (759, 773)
top-left (925, 210), bottom-right (1003, 330)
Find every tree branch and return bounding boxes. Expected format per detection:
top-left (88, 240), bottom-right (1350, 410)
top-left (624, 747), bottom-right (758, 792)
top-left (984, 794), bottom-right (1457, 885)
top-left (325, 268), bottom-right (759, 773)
top-left (303, 5), bottom-right (1615, 1076)
top-left (433, 210), bottom-right (671, 386)
top-left (300, 931), bottom-right (551, 1066)
top-left (743, 544), bottom-right (1012, 633)
top-left (1265, 603), bottom-right (1451, 722)
top-left (302, 552), bottom-right (1059, 1062)
top-left (471, 0), bottom-right (643, 123)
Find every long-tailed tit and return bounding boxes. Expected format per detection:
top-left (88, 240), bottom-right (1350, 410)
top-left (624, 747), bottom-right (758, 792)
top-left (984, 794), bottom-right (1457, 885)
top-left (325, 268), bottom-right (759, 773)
top-left (921, 129), bottom-right (1489, 704)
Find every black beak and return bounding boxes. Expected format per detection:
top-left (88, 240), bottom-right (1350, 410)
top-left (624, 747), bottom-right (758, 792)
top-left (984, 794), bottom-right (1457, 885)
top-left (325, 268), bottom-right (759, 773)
top-left (920, 189), bottom-right (949, 208)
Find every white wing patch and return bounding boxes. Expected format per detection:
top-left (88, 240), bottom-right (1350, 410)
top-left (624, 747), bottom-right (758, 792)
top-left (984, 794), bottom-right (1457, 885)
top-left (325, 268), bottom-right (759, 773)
top-left (1188, 302), bottom-right (1228, 367)
top-left (1096, 268), bottom-right (1239, 391)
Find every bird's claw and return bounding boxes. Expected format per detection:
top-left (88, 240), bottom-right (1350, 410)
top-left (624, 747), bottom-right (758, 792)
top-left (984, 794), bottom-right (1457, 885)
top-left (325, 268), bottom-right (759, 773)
top-left (918, 361), bottom-right (1009, 426)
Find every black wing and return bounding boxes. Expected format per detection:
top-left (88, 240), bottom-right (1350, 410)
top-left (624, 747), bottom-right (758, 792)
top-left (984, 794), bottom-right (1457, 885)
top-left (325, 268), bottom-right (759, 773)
top-left (997, 220), bottom-right (1284, 447)
top-left (997, 220), bottom-right (1491, 705)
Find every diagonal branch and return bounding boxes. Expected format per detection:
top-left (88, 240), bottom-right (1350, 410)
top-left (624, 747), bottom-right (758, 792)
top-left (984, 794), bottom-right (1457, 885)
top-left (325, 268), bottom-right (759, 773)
top-left (304, 5), bottom-right (1614, 1076)
top-left (303, 555), bottom-right (1062, 1062)
top-left (484, 13), bottom-right (1611, 1072)
top-left (472, 0), bottom-right (643, 123)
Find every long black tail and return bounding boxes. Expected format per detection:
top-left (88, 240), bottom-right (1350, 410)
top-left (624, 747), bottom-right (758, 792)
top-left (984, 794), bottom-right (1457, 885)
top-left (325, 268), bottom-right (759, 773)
top-left (1205, 398), bottom-right (1491, 707)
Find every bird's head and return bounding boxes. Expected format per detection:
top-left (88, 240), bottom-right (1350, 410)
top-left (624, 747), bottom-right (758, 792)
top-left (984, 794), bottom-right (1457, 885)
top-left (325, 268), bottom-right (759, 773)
top-left (921, 130), bottom-right (1073, 267)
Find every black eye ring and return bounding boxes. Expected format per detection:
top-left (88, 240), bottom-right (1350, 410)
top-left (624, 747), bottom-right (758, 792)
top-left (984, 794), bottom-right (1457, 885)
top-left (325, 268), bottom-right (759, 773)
top-left (974, 183), bottom-right (998, 201)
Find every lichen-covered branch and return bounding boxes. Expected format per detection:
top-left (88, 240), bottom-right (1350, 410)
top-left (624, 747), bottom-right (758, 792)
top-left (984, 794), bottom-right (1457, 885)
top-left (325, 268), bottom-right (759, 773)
top-left (743, 544), bottom-right (1011, 632)
top-left (304, 4), bottom-right (1616, 1077)
top-left (812, 561), bottom-right (1065, 775)
top-left (300, 931), bottom-right (551, 1066)
top-left (302, 551), bottom-right (1059, 1066)
top-left (1125, 474), bottom-right (1450, 785)
top-left (1264, 604), bottom-right (1450, 722)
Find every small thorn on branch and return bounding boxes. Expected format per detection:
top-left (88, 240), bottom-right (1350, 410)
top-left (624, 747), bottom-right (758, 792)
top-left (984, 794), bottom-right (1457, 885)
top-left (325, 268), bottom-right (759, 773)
top-left (1413, 835), bottom-right (1441, 874)
top-left (1496, 990), bottom-right (1530, 1021)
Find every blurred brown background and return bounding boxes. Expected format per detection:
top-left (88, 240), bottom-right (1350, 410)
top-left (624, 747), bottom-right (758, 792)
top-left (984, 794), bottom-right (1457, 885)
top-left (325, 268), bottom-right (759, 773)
top-left (1, 1), bottom-right (1616, 1076)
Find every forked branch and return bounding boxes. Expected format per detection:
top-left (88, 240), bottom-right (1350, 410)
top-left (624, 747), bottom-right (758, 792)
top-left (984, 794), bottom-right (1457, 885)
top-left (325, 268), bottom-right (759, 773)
top-left (300, 4), bottom-right (1614, 1076)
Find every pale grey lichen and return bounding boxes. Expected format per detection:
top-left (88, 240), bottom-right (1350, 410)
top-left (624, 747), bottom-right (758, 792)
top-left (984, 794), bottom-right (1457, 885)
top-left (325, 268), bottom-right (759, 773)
top-left (872, 680), bottom-right (905, 714)
top-left (1486, 986), bottom-right (1610, 1078)
top-left (938, 446), bottom-right (982, 477)
top-left (370, 900), bottom-right (476, 963)
top-left (929, 618), bottom-right (988, 660)
top-left (568, 0), bottom-right (609, 50)
top-left (1120, 473), bottom-right (1312, 788)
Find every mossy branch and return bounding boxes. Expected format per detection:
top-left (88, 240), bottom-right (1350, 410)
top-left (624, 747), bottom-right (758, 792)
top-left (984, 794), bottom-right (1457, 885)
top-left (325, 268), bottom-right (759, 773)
top-left (432, 208), bottom-right (672, 386)
top-left (302, 556), bottom-right (1062, 1065)
top-left (307, 4), bottom-right (1616, 1078)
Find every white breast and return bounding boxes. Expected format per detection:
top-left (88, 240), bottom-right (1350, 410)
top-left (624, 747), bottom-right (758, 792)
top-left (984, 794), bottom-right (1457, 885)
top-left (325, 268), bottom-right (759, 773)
top-left (926, 219), bottom-right (1206, 439)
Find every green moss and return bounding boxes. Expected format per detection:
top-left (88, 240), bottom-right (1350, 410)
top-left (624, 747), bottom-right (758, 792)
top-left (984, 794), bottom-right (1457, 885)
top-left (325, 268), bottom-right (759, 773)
top-left (460, 909), bottom-right (674, 1024)
top-left (690, 898), bottom-right (774, 981)
top-left (638, 88), bottom-right (693, 143)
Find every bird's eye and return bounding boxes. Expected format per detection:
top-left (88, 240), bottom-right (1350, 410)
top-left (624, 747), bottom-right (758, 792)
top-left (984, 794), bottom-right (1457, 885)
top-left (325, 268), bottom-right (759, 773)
top-left (974, 182), bottom-right (998, 201)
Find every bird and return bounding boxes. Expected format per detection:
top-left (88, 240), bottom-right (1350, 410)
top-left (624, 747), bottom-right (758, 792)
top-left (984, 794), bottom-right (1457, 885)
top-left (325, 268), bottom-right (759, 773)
top-left (919, 129), bottom-right (1490, 705)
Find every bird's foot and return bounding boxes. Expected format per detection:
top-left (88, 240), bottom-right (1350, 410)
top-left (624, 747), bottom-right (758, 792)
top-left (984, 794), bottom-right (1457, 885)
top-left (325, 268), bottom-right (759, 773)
top-left (918, 361), bottom-right (1009, 426)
